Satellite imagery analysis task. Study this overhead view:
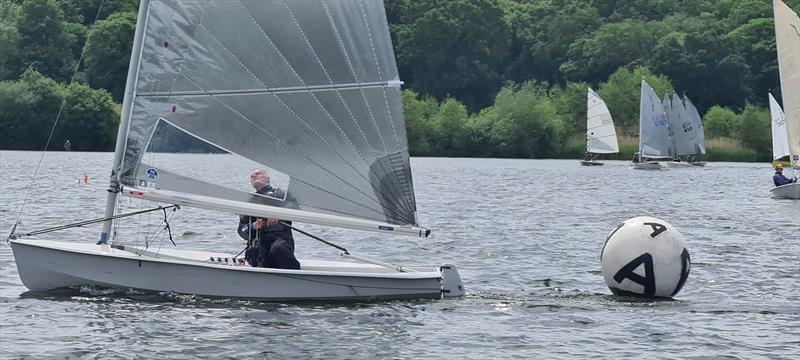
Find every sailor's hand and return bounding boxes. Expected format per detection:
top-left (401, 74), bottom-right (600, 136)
top-left (253, 218), bottom-right (265, 230)
top-left (266, 218), bottom-right (278, 226)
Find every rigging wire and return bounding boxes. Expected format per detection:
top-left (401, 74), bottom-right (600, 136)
top-left (7, 205), bottom-right (179, 240)
top-left (11, 0), bottom-right (108, 232)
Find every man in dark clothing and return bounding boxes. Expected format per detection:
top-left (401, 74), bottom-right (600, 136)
top-left (237, 169), bottom-right (301, 270)
top-left (773, 165), bottom-right (797, 187)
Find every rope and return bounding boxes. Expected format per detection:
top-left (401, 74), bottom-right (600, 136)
top-left (12, 0), bottom-right (108, 230)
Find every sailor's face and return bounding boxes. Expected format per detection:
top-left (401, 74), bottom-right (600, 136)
top-left (250, 171), bottom-right (270, 190)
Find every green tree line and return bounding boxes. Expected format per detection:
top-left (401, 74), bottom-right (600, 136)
top-left (1, 0), bottom-right (796, 161)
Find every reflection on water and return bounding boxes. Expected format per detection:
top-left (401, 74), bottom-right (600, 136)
top-left (1, 152), bottom-right (798, 359)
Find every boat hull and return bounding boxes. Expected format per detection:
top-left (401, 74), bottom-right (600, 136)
top-left (632, 162), bottom-right (663, 170)
top-left (771, 182), bottom-right (800, 199)
top-left (580, 160), bottom-right (604, 166)
top-left (10, 240), bottom-right (462, 301)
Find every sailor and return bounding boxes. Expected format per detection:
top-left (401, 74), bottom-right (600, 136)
top-left (237, 169), bottom-right (300, 269)
top-left (772, 165), bottom-right (796, 187)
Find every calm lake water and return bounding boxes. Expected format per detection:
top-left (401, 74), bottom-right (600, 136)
top-left (1, 151), bottom-right (798, 359)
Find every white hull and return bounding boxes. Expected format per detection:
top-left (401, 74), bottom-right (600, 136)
top-left (632, 162), bottom-right (663, 170)
top-left (10, 240), bottom-right (464, 301)
top-left (771, 182), bottom-right (800, 199)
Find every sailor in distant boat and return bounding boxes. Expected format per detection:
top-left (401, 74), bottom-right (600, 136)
top-left (237, 169), bottom-right (301, 270)
top-left (772, 165), bottom-right (797, 187)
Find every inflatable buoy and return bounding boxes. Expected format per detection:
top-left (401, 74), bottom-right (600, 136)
top-left (600, 216), bottom-right (690, 299)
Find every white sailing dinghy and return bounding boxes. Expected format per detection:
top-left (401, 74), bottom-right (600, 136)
top-left (770, 92), bottom-right (791, 162)
top-left (9, 0), bottom-right (464, 300)
top-left (771, 0), bottom-right (800, 199)
top-left (665, 92), bottom-right (703, 168)
top-left (632, 80), bottom-right (670, 170)
top-left (664, 92), bottom-right (692, 168)
top-left (684, 96), bottom-right (707, 166)
top-left (581, 88), bottom-right (619, 166)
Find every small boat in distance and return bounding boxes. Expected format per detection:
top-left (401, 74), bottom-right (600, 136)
top-left (684, 96), bottom-right (707, 166)
top-left (665, 92), bottom-right (707, 168)
top-left (632, 80), bottom-right (670, 170)
top-left (581, 88), bottom-right (619, 166)
top-left (769, 92), bottom-right (791, 164)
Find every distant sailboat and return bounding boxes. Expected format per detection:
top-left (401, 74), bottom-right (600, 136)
top-left (769, 92), bottom-right (791, 164)
top-left (683, 96), bottom-right (707, 166)
top-left (771, 0), bottom-right (800, 199)
top-left (581, 88), bottom-right (619, 166)
top-left (666, 92), bottom-right (705, 168)
top-left (632, 80), bottom-right (670, 170)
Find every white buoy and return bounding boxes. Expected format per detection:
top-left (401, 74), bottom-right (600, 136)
top-left (600, 216), bottom-right (690, 298)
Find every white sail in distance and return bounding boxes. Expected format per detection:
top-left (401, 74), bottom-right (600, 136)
top-left (774, 0), bottom-right (800, 167)
top-left (113, 0), bottom-right (425, 236)
top-left (770, 92), bottom-right (791, 160)
top-left (684, 96), bottom-right (706, 155)
top-left (639, 81), bottom-right (671, 158)
top-left (669, 92), bottom-right (698, 156)
top-left (586, 88), bottom-right (619, 153)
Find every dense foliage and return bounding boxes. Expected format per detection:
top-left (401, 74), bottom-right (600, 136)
top-left (1, 0), bottom-right (796, 161)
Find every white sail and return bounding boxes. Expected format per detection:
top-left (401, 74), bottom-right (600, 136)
top-left (684, 96), bottom-right (706, 155)
top-left (639, 81), bottom-right (671, 158)
top-left (669, 92), bottom-right (699, 156)
top-left (770, 92), bottom-right (791, 160)
top-left (662, 92), bottom-right (677, 157)
top-left (586, 88), bottom-right (619, 153)
top-left (109, 0), bottom-right (423, 234)
top-left (774, 0), bottom-right (800, 167)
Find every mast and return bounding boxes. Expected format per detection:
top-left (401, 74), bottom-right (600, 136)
top-left (99, 0), bottom-right (151, 244)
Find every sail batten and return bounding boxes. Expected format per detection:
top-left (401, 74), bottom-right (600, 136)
top-left (138, 81), bottom-right (404, 98)
top-left (120, 0), bottom-right (419, 228)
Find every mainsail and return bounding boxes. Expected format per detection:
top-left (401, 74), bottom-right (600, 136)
top-left (684, 96), bottom-right (706, 155)
top-left (108, 0), bottom-right (424, 236)
top-left (586, 88), bottom-right (619, 154)
top-left (774, 0), bottom-right (800, 167)
top-left (770, 92), bottom-right (791, 160)
top-left (668, 92), bottom-right (698, 156)
top-left (639, 80), bottom-right (671, 158)
top-left (662, 92), bottom-right (676, 157)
